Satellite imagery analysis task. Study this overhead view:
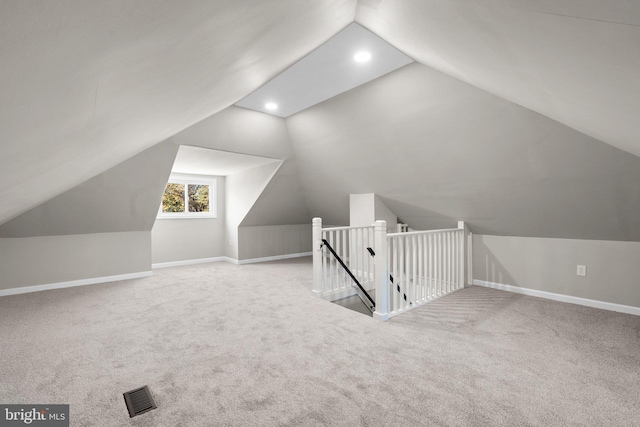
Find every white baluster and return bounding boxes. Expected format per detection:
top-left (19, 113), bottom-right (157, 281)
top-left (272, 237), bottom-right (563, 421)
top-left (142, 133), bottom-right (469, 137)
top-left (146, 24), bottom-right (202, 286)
top-left (448, 232), bottom-right (452, 294)
top-left (392, 237), bottom-right (398, 313)
top-left (313, 218), bottom-right (323, 296)
top-left (412, 235), bottom-right (417, 305)
top-left (373, 220), bottom-right (389, 321)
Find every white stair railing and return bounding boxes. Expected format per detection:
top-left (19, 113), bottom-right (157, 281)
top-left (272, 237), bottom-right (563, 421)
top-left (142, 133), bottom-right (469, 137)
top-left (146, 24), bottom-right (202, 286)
top-left (313, 218), bottom-right (471, 321)
top-left (387, 227), bottom-right (464, 317)
top-left (312, 219), bottom-right (375, 302)
top-left (396, 223), bottom-right (411, 233)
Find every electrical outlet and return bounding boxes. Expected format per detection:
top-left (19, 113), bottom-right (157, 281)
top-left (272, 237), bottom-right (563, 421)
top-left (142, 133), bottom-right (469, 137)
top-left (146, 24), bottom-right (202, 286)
top-left (577, 265), bottom-right (587, 277)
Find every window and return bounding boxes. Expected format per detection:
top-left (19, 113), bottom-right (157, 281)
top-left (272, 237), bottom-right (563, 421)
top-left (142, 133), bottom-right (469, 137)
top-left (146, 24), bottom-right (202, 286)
top-left (158, 175), bottom-right (216, 218)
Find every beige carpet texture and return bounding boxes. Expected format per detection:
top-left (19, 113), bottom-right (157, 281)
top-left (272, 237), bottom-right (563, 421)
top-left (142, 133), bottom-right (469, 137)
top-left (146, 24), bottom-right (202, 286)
top-left (1, 257), bottom-right (639, 426)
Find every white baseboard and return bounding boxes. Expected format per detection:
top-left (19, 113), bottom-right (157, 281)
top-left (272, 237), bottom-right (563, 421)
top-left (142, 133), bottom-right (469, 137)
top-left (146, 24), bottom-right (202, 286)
top-left (152, 257), bottom-right (229, 269)
top-left (2, 252), bottom-right (313, 298)
top-left (153, 252), bottom-right (312, 268)
top-left (0, 271), bottom-right (153, 298)
top-left (236, 252), bottom-right (312, 265)
top-left (473, 279), bottom-right (640, 316)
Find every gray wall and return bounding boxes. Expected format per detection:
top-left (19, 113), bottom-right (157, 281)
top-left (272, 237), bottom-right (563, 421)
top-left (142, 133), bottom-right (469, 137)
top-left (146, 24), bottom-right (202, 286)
top-left (225, 162), bottom-right (283, 259)
top-left (287, 62), bottom-right (640, 242)
top-left (0, 142), bottom-right (177, 237)
top-left (356, 1), bottom-right (640, 159)
top-left (285, 62), bottom-right (640, 309)
top-left (166, 106), bottom-right (311, 260)
top-left (0, 232), bottom-right (151, 290)
top-left (151, 176), bottom-right (226, 264)
top-left (239, 158), bottom-right (310, 227)
top-left (0, 142), bottom-right (177, 291)
top-left (374, 195), bottom-right (399, 233)
top-left (3, 58), bottom-right (638, 309)
top-left (350, 193), bottom-right (397, 232)
top-left (238, 224), bottom-right (311, 261)
top-left (473, 234), bottom-right (640, 308)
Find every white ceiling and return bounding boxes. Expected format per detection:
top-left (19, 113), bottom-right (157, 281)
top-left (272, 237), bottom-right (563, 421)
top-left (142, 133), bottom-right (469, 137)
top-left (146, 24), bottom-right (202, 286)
top-left (0, 0), bottom-right (356, 225)
top-left (171, 145), bottom-right (281, 176)
top-left (234, 22), bottom-right (413, 117)
top-left (356, 0), bottom-right (640, 157)
top-left (1, 0), bottom-right (639, 230)
top-left (287, 62), bottom-right (640, 241)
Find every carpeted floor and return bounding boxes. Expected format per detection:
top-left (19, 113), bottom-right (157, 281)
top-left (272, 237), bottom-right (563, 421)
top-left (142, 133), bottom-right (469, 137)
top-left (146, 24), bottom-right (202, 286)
top-left (1, 257), bottom-right (639, 426)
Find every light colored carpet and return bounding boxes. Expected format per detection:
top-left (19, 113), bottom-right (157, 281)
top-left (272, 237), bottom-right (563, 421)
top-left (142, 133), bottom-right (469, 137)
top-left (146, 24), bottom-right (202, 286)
top-left (1, 257), bottom-right (639, 426)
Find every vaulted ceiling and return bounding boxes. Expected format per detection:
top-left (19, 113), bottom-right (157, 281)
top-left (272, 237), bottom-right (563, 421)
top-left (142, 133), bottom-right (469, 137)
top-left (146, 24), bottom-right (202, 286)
top-left (356, 0), bottom-right (640, 158)
top-left (0, 0), bottom-right (356, 224)
top-left (1, 1), bottom-right (638, 239)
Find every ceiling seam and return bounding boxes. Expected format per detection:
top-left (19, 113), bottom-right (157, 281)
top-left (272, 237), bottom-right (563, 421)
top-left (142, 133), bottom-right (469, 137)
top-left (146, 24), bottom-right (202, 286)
top-left (510, 6), bottom-right (640, 27)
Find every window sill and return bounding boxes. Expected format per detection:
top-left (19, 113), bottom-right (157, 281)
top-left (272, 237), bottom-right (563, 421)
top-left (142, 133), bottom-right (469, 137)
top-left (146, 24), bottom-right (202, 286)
top-left (157, 214), bottom-right (217, 220)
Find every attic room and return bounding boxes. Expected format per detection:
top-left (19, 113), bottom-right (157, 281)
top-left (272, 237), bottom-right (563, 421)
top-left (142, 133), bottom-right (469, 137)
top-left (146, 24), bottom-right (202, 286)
top-left (1, 1), bottom-right (639, 426)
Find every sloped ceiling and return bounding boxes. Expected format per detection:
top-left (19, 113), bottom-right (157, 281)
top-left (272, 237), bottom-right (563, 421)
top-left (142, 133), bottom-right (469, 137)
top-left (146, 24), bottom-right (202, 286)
top-left (1, 0), bottom-right (638, 241)
top-left (171, 146), bottom-right (281, 177)
top-left (0, 141), bottom-right (177, 237)
top-left (0, 0), bottom-right (357, 225)
top-left (287, 63), bottom-right (640, 241)
top-left (165, 106), bottom-right (311, 228)
top-left (356, 0), bottom-right (640, 157)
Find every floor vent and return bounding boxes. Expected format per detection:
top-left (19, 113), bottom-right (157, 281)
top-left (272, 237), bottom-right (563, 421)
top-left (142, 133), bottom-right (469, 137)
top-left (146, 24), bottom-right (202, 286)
top-left (123, 385), bottom-right (157, 418)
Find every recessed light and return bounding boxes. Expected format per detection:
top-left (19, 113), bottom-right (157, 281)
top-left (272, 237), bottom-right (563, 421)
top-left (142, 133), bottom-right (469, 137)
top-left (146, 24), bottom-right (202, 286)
top-left (265, 102), bottom-right (278, 111)
top-left (354, 51), bottom-right (371, 63)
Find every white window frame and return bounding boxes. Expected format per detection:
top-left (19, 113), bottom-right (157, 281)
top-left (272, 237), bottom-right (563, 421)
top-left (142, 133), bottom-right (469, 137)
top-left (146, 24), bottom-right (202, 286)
top-left (157, 174), bottom-right (217, 219)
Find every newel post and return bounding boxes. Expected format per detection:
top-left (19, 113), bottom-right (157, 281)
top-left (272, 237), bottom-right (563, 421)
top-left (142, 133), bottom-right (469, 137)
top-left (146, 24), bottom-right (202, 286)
top-left (312, 218), bottom-right (323, 296)
top-left (458, 221), bottom-right (471, 287)
top-left (373, 220), bottom-right (389, 321)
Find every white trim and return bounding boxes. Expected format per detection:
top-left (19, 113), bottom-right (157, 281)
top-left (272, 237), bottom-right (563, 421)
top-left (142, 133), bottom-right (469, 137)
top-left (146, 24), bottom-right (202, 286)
top-left (152, 252), bottom-right (312, 268)
top-left (322, 225), bottom-right (374, 232)
top-left (473, 279), bottom-right (640, 316)
top-left (373, 312), bottom-right (389, 321)
top-left (152, 257), bottom-right (229, 269)
top-left (0, 271), bottom-right (153, 297)
top-left (156, 213), bottom-right (217, 219)
top-left (387, 227), bottom-right (459, 237)
top-left (237, 252), bottom-right (312, 265)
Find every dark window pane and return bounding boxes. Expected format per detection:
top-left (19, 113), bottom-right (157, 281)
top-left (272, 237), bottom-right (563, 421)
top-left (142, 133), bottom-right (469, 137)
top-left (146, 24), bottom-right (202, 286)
top-left (162, 183), bottom-right (185, 212)
top-left (188, 184), bottom-right (209, 212)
